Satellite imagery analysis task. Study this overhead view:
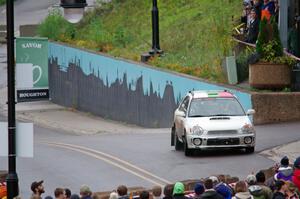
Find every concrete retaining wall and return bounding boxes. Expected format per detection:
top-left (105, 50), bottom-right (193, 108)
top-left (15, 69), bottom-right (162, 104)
top-left (252, 92), bottom-right (300, 124)
top-left (48, 42), bottom-right (252, 128)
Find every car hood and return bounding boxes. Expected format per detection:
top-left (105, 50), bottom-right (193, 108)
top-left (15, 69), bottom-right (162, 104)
top-left (186, 116), bottom-right (252, 131)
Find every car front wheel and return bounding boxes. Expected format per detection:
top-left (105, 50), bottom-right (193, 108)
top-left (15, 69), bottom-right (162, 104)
top-left (184, 138), bottom-right (193, 156)
top-left (174, 131), bottom-right (183, 151)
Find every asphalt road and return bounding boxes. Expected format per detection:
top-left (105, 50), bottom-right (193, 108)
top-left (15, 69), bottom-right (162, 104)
top-left (1, 115), bottom-right (300, 199)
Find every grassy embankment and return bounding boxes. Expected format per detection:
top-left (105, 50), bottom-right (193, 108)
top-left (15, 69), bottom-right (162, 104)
top-left (38, 0), bottom-right (242, 83)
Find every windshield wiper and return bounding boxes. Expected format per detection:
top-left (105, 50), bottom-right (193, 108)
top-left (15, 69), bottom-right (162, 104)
top-left (189, 115), bottom-right (206, 117)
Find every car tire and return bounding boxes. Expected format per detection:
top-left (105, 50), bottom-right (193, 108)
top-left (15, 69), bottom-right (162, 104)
top-left (184, 138), bottom-right (193, 156)
top-left (174, 132), bottom-right (183, 151)
top-left (245, 147), bottom-right (255, 153)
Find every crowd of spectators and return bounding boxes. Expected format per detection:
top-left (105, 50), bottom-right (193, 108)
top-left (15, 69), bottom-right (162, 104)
top-left (1, 155), bottom-right (299, 199)
top-left (241, 0), bottom-right (279, 44)
top-left (240, 0), bottom-right (300, 58)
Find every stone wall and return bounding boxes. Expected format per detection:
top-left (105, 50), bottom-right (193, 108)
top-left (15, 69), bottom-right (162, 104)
top-left (252, 92), bottom-right (300, 124)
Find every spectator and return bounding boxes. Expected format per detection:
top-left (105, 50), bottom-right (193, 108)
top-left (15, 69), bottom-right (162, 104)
top-left (215, 183), bottom-right (232, 199)
top-left (272, 181), bottom-right (287, 199)
top-left (173, 182), bottom-right (188, 199)
top-left (246, 9), bottom-right (260, 44)
top-left (286, 182), bottom-right (299, 199)
top-left (208, 176), bottom-right (219, 188)
top-left (274, 156), bottom-right (293, 182)
top-left (54, 188), bottom-right (66, 199)
top-left (241, 4), bottom-right (252, 31)
top-left (117, 185), bottom-right (129, 199)
top-left (65, 188), bottom-right (72, 199)
top-left (288, 18), bottom-right (300, 57)
top-left (140, 191), bottom-right (150, 199)
top-left (45, 196), bottom-right (54, 199)
top-left (256, 171), bottom-right (273, 199)
top-left (232, 181), bottom-right (253, 199)
top-left (109, 192), bottom-right (118, 199)
top-left (292, 156), bottom-right (300, 191)
top-left (80, 185), bottom-right (92, 199)
top-left (200, 179), bottom-right (223, 199)
top-left (70, 194), bottom-right (80, 199)
top-left (31, 180), bottom-right (45, 199)
top-left (253, 0), bottom-right (262, 20)
top-left (188, 182), bottom-right (205, 199)
top-left (248, 185), bottom-right (265, 199)
top-left (274, 0), bottom-right (279, 23)
top-left (152, 186), bottom-right (162, 199)
top-left (163, 184), bottom-right (174, 199)
top-left (261, 0), bottom-right (275, 19)
top-left (246, 175), bottom-right (257, 186)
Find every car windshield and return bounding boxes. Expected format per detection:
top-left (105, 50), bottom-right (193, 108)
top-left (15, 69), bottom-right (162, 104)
top-left (188, 98), bottom-right (245, 117)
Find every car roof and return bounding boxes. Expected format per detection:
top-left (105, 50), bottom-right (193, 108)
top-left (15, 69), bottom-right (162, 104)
top-left (189, 90), bottom-right (235, 99)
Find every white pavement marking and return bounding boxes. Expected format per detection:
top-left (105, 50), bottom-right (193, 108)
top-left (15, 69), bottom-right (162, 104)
top-left (42, 141), bottom-right (172, 186)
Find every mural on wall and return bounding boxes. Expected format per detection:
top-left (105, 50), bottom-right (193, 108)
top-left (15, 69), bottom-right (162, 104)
top-left (49, 42), bottom-right (252, 127)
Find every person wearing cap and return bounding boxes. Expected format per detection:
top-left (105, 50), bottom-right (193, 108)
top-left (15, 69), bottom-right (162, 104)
top-left (215, 183), bottom-right (232, 199)
top-left (80, 185), bottom-right (92, 199)
top-left (193, 182), bottom-right (204, 199)
top-left (292, 156), bottom-right (300, 191)
top-left (173, 182), bottom-right (188, 199)
top-left (31, 180), bottom-right (45, 199)
top-left (272, 180), bottom-right (287, 199)
top-left (274, 156), bottom-right (293, 182)
top-left (200, 179), bottom-right (223, 199)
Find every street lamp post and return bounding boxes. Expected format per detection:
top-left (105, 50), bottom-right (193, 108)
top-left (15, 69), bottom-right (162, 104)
top-left (141, 0), bottom-right (163, 62)
top-left (6, 0), bottom-right (19, 198)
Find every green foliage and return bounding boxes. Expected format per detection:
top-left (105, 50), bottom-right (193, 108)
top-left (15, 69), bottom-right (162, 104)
top-left (37, 10), bottom-right (75, 41)
top-left (0, 0), bottom-right (5, 6)
top-left (38, 0), bottom-right (243, 83)
top-left (256, 16), bottom-right (285, 63)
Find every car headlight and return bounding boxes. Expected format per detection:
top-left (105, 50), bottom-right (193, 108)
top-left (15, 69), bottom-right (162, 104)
top-left (191, 125), bottom-right (204, 135)
top-left (241, 124), bottom-right (255, 134)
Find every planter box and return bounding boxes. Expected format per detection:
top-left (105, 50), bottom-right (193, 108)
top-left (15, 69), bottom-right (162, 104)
top-left (249, 62), bottom-right (291, 89)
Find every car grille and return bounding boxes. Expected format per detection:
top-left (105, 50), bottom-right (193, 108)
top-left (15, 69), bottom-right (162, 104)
top-left (207, 130), bottom-right (238, 135)
top-left (207, 138), bottom-right (240, 146)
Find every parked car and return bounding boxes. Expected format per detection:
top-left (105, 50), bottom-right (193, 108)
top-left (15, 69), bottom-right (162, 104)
top-left (171, 90), bottom-right (255, 156)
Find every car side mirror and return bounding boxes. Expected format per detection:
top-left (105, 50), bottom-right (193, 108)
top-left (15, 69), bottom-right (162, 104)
top-left (246, 109), bottom-right (255, 115)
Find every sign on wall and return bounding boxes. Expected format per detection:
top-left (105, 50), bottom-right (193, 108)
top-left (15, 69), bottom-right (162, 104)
top-left (16, 37), bottom-right (49, 102)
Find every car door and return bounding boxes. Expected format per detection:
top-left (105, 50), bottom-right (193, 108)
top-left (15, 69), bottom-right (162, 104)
top-left (175, 96), bottom-right (189, 140)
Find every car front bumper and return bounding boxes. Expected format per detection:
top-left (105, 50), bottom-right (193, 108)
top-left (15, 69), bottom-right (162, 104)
top-left (185, 134), bottom-right (255, 149)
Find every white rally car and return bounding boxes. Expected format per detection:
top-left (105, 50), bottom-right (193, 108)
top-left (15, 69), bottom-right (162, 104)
top-left (171, 90), bottom-right (256, 156)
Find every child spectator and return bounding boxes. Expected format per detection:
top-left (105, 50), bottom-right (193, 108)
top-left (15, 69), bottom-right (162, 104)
top-left (274, 156), bottom-right (293, 182)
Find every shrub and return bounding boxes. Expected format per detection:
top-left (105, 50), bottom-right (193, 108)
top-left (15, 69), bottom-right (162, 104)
top-left (256, 17), bottom-right (283, 62)
top-left (37, 10), bottom-right (75, 41)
